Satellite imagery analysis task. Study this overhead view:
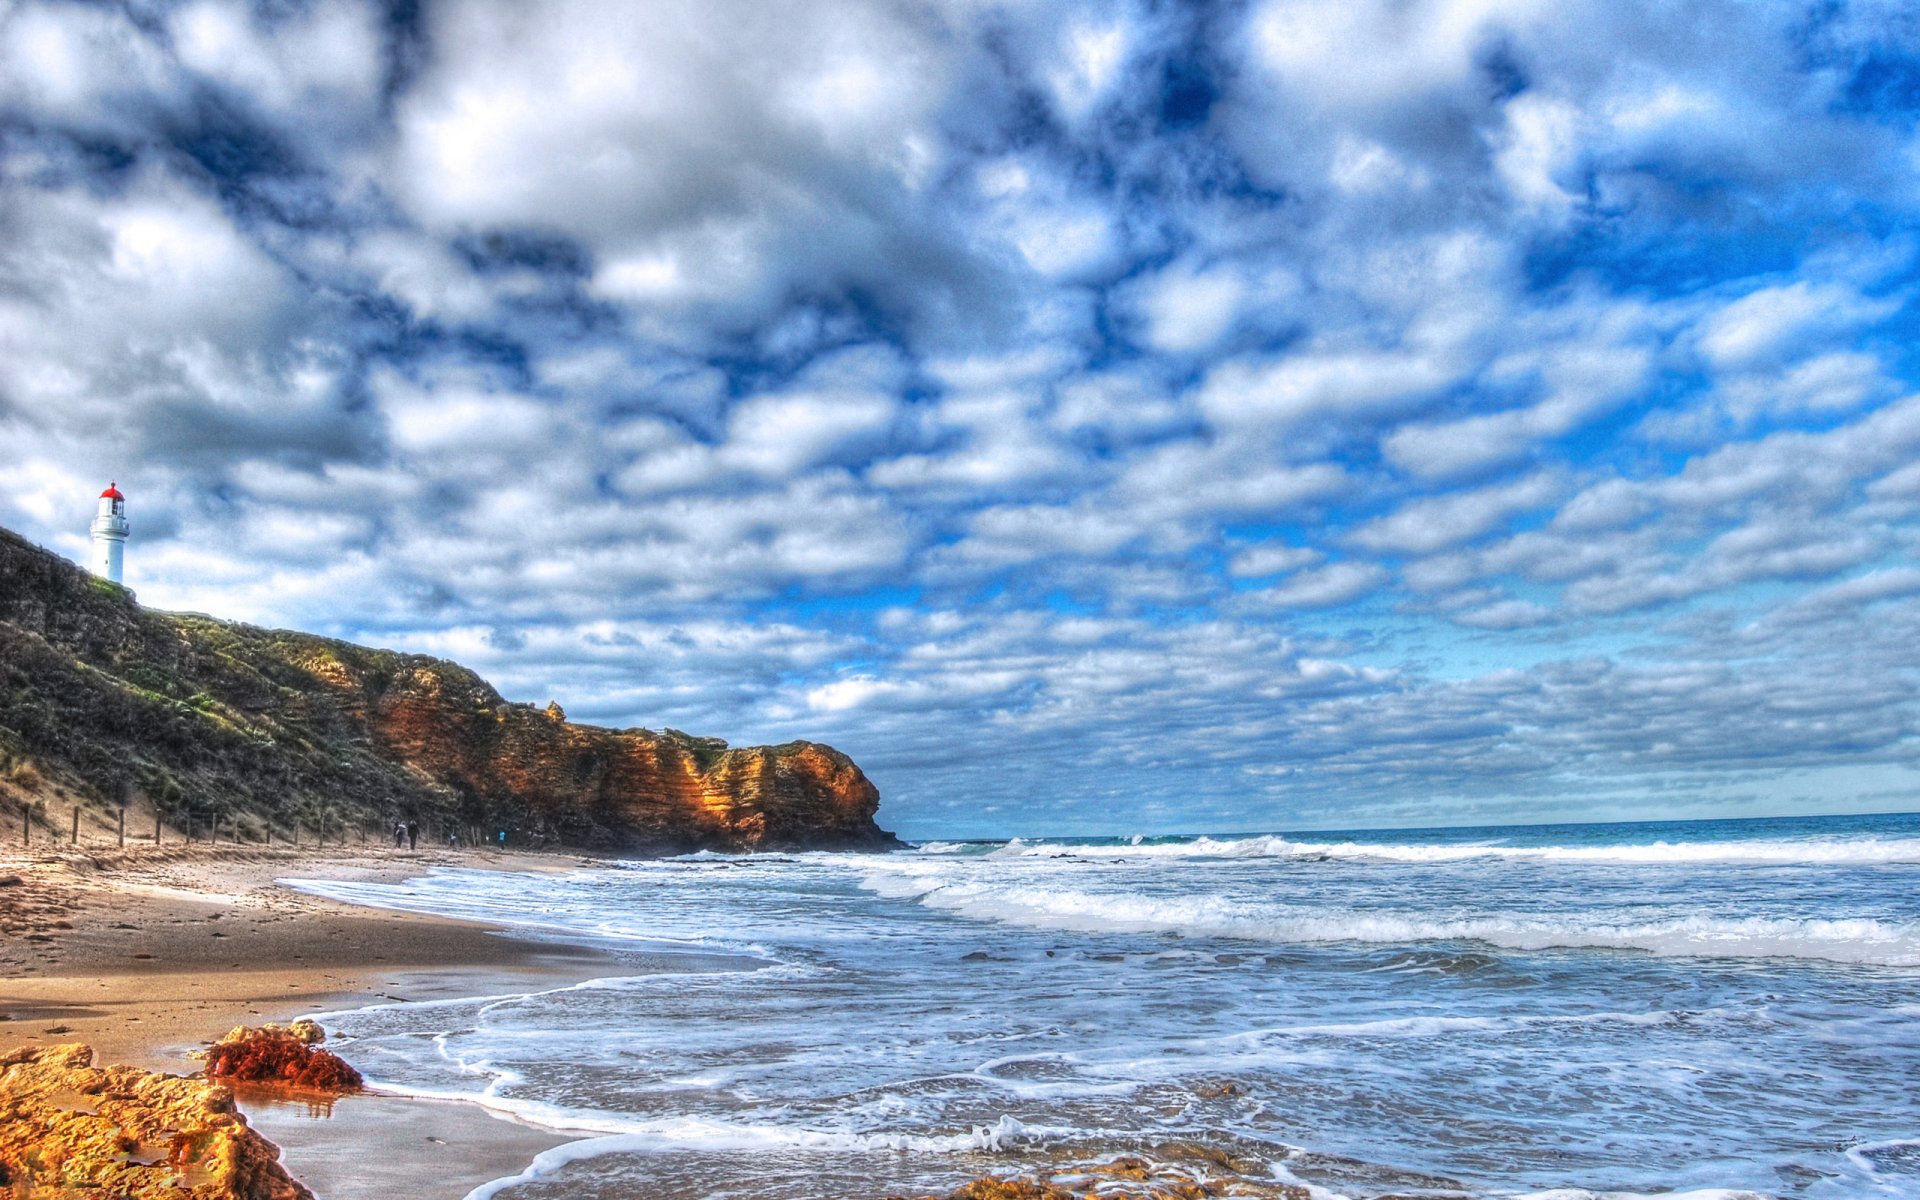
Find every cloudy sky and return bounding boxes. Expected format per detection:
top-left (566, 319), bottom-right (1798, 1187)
top-left (4, 0), bottom-right (1920, 838)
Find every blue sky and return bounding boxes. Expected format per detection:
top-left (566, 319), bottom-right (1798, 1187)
top-left (4, 0), bottom-right (1920, 839)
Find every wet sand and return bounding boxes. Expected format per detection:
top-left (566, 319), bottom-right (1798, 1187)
top-left (0, 840), bottom-right (617, 1198)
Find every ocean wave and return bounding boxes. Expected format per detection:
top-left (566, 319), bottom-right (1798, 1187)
top-left (966, 832), bottom-right (1920, 867)
top-left (1251, 1007), bottom-right (1731, 1040)
top-left (450, 1113), bottom-right (1045, 1200)
top-left (1849, 1137), bottom-right (1920, 1180)
top-left (1505, 1182), bottom-right (1774, 1190)
top-left (890, 880), bottom-right (1920, 965)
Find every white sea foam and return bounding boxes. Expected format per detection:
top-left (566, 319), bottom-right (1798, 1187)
top-left (282, 874), bottom-right (783, 964)
top-left (459, 1115), bottom-right (1040, 1200)
top-left (880, 876), bottom-right (1920, 964)
top-left (980, 832), bottom-right (1920, 866)
top-left (1509, 1190), bottom-right (1777, 1200)
top-left (1241, 1007), bottom-right (1730, 1041)
top-left (1848, 1137), bottom-right (1920, 1180)
top-left (363, 1064), bottom-right (1057, 1147)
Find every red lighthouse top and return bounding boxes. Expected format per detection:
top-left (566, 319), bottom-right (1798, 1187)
top-left (100, 482), bottom-right (123, 500)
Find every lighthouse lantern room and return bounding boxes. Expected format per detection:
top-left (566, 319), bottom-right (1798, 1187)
top-left (90, 482), bottom-right (129, 583)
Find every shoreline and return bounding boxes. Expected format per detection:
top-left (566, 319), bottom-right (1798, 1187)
top-left (0, 841), bottom-right (623, 1199)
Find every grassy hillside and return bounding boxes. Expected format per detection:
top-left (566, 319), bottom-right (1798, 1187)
top-left (0, 526), bottom-right (894, 852)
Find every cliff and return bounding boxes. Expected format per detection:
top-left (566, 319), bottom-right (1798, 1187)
top-left (0, 525), bottom-right (897, 852)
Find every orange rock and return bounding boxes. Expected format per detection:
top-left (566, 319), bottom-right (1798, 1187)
top-left (0, 1042), bottom-right (312, 1199)
top-left (198, 1023), bottom-right (361, 1095)
top-left (884, 1145), bottom-right (1313, 1200)
top-left (948, 1178), bottom-right (1080, 1200)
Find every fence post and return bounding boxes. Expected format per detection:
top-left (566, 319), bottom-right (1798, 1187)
top-left (153, 809), bottom-right (162, 845)
top-left (71, 806), bottom-right (79, 845)
top-left (20, 803), bottom-right (27, 846)
top-left (118, 807), bottom-right (126, 848)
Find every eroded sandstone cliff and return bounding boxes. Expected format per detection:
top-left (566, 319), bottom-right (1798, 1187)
top-left (0, 525), bottom-right (896, 851)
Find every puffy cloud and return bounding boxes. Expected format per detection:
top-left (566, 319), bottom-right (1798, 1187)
top-left (0, 3), bottom-right (179, 134)
top-left (1249, 561), bottom-right (1390, 610)
top-left (1197, 350), bottom-right (1456, 431)
top-left (1121, 258), bottom-right (1276, 355)
top-left (1350, 472), bottom-right (1565, 555)
top-left (1383, 341), bottom-right (1654, 479)
top-left (1716, 352), bottom-right (1897, 424)
top-left (170, 0), bottom-right (385, 129)
top-left (1695, 282), bottom-right (1898, 372)
top-left (386, 0), bottom-right (999, 348)
top-left (1228, 544), bottom-right (1323, 579)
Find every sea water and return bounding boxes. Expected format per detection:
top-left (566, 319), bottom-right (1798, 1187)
top-left (287, 812), bottom-right (1920, 1199)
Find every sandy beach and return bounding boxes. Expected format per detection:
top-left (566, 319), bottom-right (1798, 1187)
top-left (0, 840), bottom-right (617, 1199)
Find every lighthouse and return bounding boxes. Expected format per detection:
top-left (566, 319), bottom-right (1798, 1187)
top-left (90, 482), bottom-right (129, 583)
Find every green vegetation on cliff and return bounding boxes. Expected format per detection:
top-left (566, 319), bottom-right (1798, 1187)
top-left (0, 525), bottom-right (896, 852)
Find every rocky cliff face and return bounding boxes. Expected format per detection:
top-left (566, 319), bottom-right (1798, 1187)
top-left (0, 525), bottom-right (896, 852)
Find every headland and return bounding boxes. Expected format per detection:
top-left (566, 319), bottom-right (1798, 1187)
top-left (0, 522), bottom-right (898, 856)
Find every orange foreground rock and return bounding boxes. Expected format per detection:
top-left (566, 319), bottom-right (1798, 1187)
top-left (198, 1022), bottom-right (362, 1094)
top-left (0, 1042), bottom-right (312, 1199)
top-left (898, 1145), bottom-right (1312, 1200)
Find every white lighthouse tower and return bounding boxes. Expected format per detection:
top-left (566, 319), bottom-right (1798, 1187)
top-left (90, 482), bottom-right (129, 583)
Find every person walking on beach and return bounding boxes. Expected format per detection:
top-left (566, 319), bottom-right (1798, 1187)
top-left (393, 821), bottom-right (405, 847)
top-left (406, 821), bottom-right (419, 850)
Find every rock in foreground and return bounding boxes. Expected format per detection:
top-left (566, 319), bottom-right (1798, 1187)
top-left (897, 1144), bottom-right (1313, 1200)
top-left (199, 1022), bottom-right (362, 1094)
top-left (0, 1042), bottom-right (312, 1199)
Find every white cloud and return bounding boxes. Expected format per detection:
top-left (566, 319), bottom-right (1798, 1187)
top-left (1250, 560), bottom-right (1388, 609)
top-left (347, 232), bottom-right (499, 324)
top-left (1496, 93), bottom-right (1584, 214)
top-left (1242, 0), bottom-right (1525, 116)
top-left (170, 0), bottom-right (384, 125)
top-left (1696, 282), bottom-right (1897, 372)
top-left (1126, 259), bottom-right (1259, 354)
top-left (1197, 350), bottom-right (1454, 430)
top-left (979, 160), bottom-right (1129, 283)
top-left (723, 389), bottom-right (898, 478)
top-left (1046, 17), bottom-right (1136, 124)
top-left (1384, 343), bottom-right (1652, 479)
top-left (958, 502), bottom-right (1141, 563)
top-left (388, 0), bottom-right (973, 344)
top-left (1350, 472), bottom-right (1565, 555)
top-left (0, 3), bottom-right (178, 131)
top-left (1115, 443), bottom-right (1347, 523)
top-left (1717, 352), bottom-right (1896, 423)
top-left (869, 388), bottom-right (1082, 493)
top-left (1453, 598), bottom-right (1552, 629)
top-left (1049, 370), bottom-right (1188, 443)
top-left (1228, 544), bottom-right (1323, 578)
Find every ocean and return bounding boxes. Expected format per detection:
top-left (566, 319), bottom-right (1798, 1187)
top-left (288, 811), bottom-right (1920, 1200)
